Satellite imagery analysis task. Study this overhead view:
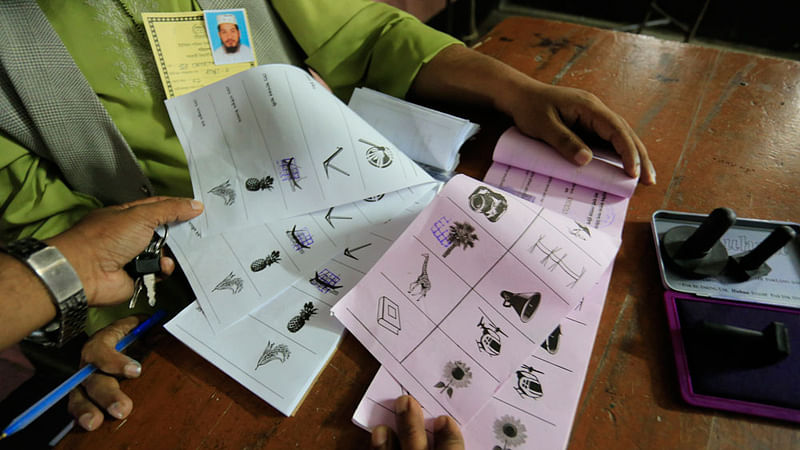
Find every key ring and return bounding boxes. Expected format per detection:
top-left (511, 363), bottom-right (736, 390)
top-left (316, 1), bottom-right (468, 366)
top-left (148, 224), bottom-right (169, 253)
top-left (126, 224), bottom-right (170, 309)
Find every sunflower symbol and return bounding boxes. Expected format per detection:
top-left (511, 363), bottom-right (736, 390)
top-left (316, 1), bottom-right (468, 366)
top-left (434, 360), bottom-right (472, 398)
top-left (492, 415), bottom-right (527, 449)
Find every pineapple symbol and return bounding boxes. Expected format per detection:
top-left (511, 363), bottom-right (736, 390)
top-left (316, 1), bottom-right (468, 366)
top-left (287, 302), bottom-right (318, 333)
top-left (245, 176), bottom-right (274, 192)
top-left (250, 250), bottom-right (281, 272)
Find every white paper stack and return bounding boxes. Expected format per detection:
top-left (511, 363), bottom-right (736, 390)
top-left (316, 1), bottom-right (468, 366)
top-left (349, 87), bottom-right (479, 174)
top-left (161, 64), bottom-right (455, 416)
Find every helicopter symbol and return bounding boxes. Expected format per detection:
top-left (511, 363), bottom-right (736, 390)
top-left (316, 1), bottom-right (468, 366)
top-left (514, 365), bottom-right (544, 399)
top-left (476, 316), bottom-right (508, 357)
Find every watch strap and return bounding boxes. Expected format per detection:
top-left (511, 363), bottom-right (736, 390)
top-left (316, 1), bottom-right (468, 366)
top-left (3, 237), bottom-right (88, 347)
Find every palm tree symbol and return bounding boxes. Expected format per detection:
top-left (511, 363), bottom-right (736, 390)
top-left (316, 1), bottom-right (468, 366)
top-left (442, 221), bottom-right (479, 258)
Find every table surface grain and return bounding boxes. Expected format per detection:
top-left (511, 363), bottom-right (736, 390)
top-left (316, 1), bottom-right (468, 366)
top-left (59, 17), bottom-right (800, 449)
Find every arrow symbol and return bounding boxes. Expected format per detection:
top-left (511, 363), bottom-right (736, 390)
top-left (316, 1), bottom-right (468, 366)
top-left (325, 207), bottom-right (352, 228)
top-left (344, 242), bottom-right (372, 260)
top-left (323, 147), bottom-right (350, 178)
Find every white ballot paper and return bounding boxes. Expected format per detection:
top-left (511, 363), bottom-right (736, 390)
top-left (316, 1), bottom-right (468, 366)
top-left (165, 184), bottom-right (441, 415)
top-left (349, 87), bottom-right (479, 173)
top-left (168, 183), bottom-right (438, 332)
top-left (165, 64), bottom-right (434, 236)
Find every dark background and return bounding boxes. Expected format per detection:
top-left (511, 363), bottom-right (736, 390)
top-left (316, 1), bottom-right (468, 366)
top-left (431, 0), bottom-right (800, 60)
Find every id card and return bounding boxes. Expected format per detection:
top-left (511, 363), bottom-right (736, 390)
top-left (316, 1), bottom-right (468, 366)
top-left (142, 11), bottom-right (257, 98)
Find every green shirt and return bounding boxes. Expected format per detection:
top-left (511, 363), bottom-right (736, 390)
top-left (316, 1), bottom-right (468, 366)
top-left (1, 0), bottom-right (459, 332)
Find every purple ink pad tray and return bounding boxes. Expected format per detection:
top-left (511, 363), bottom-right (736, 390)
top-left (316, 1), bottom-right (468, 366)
top-left (651, 210), bottom-right (800, 423)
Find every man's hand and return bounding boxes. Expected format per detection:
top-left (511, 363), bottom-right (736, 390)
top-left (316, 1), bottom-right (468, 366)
top-left (0, 197), bottom-right (203, 350)
top-left (371, 395), bottom-right (464, 450)
top-left (501, 81), bottom-right (656, 184)
top-left (67, 316), bottom-right (143, 431)
top-left (47, 196), bottom-right (203, 307)
top-left (410, 44), bottom-right (655, 185)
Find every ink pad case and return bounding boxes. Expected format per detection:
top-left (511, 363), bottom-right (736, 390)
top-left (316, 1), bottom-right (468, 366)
top-left (651, 210), bottom-right (800, 423)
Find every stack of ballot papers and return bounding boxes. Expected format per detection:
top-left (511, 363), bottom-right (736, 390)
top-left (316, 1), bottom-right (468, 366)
top-left (335, 128), bottom-right (640, 449)
top-left (348, 87), bottom-right (479, 175)
top-left (160, 62), bottom-right (637, 448)
top-left (162, 63), bottom-right (446, 415)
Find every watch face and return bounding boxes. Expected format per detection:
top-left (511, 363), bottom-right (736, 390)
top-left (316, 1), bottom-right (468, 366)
top-left (29, 247), bottom-right (84, 300)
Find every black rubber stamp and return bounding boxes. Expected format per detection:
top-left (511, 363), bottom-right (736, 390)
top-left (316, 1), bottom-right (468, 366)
top-left (661, 207), bottom-right (736, 278)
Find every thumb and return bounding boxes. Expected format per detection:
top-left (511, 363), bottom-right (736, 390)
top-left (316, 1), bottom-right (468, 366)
top-left (394, 396), bottom-right (428, 450)
top-left (81, 316), bottom-right (143, 378)
top-left (433, 416), bottom-right (465, 450)
top-left (131, 197), bottom-right (204, 227)
top-left (537, 116), bottom-right (593, 166)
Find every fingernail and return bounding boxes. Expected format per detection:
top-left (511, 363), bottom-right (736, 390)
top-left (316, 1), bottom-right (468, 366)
top-left (575, 148), bottom-right (592, 165)
top-left (79, 413), bottom-right (95, 431)
top-left (191, 199), bottom-right (203, 210)
top-left (124, 361), bottom-right (142, 378)
top-left (433, 416), bottom-right (448, 432)
top-left (649, 167), bottom-right (657, 184)
top-left (108, 402), bottom-right (126, 419)
top-left (634, 163), bottom-right (641, 178)
top-left (371, 426), bottom-right (388, 448)
top-left (394, 396), bottom-right (409, 415)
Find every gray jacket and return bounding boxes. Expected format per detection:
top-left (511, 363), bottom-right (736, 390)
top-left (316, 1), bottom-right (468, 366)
top-left (0, 0), bottom-right (301, 204)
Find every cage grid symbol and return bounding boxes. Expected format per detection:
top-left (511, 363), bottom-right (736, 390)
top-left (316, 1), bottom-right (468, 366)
top-left (278, 157), bottom-right (300, 181)
top-left (311, 269), bottom-right (342, 294)
top-left (287, 226), bottom-right (314, 251)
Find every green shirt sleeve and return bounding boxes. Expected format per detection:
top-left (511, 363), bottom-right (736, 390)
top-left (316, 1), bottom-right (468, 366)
top-left (0, 132), bottom-right (101, 243)
top-left (272, 0), bottom-right (462, 100)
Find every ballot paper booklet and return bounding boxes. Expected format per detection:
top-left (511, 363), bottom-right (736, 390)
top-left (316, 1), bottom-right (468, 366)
top-left (160, 64), bottom-right (637, 450)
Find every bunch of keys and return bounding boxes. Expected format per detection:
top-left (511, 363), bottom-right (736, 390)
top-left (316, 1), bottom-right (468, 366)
top-left (125, 225), bottom-right (168, 309)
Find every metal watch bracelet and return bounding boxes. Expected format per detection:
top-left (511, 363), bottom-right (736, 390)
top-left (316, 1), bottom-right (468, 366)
top-left (3, 237), bottom-right (88, 347)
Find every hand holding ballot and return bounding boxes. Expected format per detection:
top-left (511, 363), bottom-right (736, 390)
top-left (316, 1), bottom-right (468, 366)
top-left (502, 82), bottom-right (655, 184)
top-left (409, 44), bottom-right (656, 185)
top-left (0, 197), bottom-right (203, 351)
top-left (47, 197), bottom-right (204, 308)
top-left (371, 396), bottom-right (464, 450)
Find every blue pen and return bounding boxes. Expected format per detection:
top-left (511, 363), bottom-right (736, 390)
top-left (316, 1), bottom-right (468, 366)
top-left (0, 309), bottom-right (167, 440)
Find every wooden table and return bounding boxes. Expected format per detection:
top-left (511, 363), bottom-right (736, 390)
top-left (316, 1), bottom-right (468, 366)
top-left (60, 17), bottom-right (800, 449)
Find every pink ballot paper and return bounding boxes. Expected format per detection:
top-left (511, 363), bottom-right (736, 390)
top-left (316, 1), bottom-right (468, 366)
top-left (331, 174), bottom-right (620, 424)
top-left (352, 267), bottom-right (616, 450)
top-left (492, 127), bottom-right (638, 199)
top-left (351, 143), bottom-right (636, 448)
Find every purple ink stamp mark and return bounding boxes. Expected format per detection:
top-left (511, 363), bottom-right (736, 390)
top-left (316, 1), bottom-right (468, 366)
top-left (286, 225), bottom-right (314, 253)
top-left (310, 269), bottom-right (342, 294)
top-left (278, 157), bottom-right (302, 190)
top-left (431, 216), bottom-right (452, 247)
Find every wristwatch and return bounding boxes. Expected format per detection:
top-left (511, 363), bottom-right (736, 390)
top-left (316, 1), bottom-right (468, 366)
top-left (2, 237), bottom-right (88, 347)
